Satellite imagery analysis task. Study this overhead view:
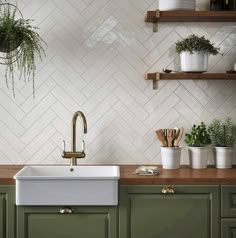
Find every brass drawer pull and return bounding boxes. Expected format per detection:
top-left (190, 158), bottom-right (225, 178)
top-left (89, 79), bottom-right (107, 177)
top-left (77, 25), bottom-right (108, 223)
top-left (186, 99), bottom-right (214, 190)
top-left (162, 186), bottom-right (175, 194)
top-left (59, 207), bottom-right (73, 214)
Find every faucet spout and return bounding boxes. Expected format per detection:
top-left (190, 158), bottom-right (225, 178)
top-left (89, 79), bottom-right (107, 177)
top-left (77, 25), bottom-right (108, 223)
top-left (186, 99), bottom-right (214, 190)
top-left (62, 111), bottom-right (87, 166)
top-left (72, 111), bottom-right (87, 153)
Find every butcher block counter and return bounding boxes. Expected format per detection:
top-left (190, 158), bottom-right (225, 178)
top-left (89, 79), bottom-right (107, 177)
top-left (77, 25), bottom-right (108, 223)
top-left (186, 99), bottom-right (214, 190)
top-left (1, 165), bottom-right (236, 185)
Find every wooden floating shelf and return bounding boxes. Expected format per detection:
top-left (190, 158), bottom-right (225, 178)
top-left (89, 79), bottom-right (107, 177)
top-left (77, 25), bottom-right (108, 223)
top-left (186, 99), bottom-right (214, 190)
top-left (145, 73), bottom-right (236, 89)
top-left (145, 10), bottom-right (236, 31)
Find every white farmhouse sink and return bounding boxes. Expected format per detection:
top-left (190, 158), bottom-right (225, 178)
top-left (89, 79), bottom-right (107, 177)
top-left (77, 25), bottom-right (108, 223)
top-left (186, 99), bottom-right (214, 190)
top-left (14, 166), bottom-right (120, 206)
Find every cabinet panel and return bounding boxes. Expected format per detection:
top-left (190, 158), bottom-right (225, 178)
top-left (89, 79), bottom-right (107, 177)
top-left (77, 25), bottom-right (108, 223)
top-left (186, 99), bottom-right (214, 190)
top-left (0, 186), bottom-right (15, 238)
top-left (17, 206), bottom-right (117, 238)
top-left (221, 219), bottom-right (236, 238)
top-left (222, 186), bottom-right (236, 217)
top-left (120, 185), bottom-right (220, 238)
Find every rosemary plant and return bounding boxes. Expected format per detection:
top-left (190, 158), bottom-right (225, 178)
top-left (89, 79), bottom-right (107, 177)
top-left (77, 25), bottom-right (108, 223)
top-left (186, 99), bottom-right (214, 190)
top-left (208, 117), bottom-right (236, 147)
top-left (0, 3), bottom-right (45, 96)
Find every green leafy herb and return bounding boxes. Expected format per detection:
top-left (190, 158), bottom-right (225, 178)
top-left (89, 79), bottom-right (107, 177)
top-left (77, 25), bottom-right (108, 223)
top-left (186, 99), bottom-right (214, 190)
top-left (185, 122), bottom-right (211, 147)
top-left (175, 34), bottom-right (221, 55)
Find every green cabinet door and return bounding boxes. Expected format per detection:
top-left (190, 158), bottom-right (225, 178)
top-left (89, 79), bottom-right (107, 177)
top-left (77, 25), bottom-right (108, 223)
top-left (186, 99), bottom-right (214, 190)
top-left (0, 186), bottom-right (15, 238)
top-left (17, 206), bottom-right (117, 238)
top-left (119, 185), bottom-right (220, 238)
top-left (221, 186), bottom-right (236, 217)
top-left (221, 219), bottom-right (236, 238)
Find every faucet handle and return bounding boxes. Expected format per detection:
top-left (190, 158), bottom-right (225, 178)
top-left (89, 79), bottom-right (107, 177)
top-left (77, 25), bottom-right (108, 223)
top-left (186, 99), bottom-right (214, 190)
top-left (81, 140), bottom-right (85, 152)
top-left (62, 140), bottom-right (66, 152)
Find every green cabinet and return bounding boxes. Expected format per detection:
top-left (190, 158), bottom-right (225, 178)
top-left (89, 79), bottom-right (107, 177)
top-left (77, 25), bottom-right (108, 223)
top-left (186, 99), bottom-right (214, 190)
top-left (221, 186), bottom-right (236, 238)
top-left (221, 219), bottom-right (236, 238)
top-left (0, 186), bottom-right (15, 238)
top-left (17, 206), bottom-right (118, 238)
top-left (119, 185), bottom-right (220, 238)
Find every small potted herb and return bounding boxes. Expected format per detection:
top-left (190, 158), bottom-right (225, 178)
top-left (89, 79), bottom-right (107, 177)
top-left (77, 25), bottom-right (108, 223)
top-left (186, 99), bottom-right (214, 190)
top-left (0, 3), bottom-right (45, 96)
top-left (208, 117), bottom-right (236, 169)
top-left (175, 34), bottom-right (221, 72)
top-left (185, 122), bottom-right (211, 169)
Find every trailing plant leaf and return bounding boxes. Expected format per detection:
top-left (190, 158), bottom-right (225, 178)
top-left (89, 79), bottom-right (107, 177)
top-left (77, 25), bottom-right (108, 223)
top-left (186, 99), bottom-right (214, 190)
top-left (0, 3), bottom-right (46, 97)
top-left (208, 117), bottom-right (236, 147)
top-left (175, 34), bottom-right (221, 55)
top-left (185, 122), bottom-right (211, 147)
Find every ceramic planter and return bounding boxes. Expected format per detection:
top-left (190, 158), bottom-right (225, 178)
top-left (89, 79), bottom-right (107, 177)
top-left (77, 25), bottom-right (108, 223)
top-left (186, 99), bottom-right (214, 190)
top-left (188, 146), bottom-right (209, 169)
top-left (213, 146), bottom-right (233, 169)
top-left (180, 51), bottom-right (208, 72)
top-left (161, 147), bottom-right (182, 169)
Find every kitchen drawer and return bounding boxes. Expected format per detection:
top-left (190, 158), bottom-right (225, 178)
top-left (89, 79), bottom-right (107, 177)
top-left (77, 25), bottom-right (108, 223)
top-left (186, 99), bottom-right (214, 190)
top-left (221, 219), bottom-right (236, 238)
top-left (222, 186), bottom-right (236, 217)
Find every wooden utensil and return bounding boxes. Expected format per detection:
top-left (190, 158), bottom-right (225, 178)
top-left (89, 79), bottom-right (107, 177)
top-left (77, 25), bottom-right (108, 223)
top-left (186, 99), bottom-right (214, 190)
top-left (174, 127), bottom-right (184, 147)
top-left (155, 129), bottom-right (166, 146)
top-left (167, 129), bottom-right (175, 147)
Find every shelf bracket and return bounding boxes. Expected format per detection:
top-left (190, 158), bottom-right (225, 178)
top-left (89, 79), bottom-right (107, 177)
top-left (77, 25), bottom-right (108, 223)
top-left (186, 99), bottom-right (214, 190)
top-left (153, 10), bottom-right (160, 32)
top-left (153, 72), bottom-right (160, 89)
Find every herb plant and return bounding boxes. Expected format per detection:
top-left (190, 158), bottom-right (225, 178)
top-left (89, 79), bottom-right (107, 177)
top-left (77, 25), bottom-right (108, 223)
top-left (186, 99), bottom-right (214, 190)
top-left (0, 3), bottom-right (45, 96)
top-left (185, 122), bottom-right (211, 147)
top-left (175, 34), bottom-right (221, 55)
top-left (208, 117), bottom-right (236, 147)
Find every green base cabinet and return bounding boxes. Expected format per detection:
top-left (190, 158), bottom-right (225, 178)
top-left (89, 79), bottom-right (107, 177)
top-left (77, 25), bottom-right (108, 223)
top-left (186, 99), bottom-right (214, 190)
top-left (221, 219), bottom-right (236, 238)
top-left (17, 206), bottom-right (118, 238)
top-left (119, 185), bottom-right (220, 238)
top-left (0, 186), bottom-right (15, 238)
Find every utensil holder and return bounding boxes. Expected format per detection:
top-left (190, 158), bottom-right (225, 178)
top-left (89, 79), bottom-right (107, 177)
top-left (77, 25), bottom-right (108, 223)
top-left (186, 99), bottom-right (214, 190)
top-left (161, 147), bottom-right (182, 169)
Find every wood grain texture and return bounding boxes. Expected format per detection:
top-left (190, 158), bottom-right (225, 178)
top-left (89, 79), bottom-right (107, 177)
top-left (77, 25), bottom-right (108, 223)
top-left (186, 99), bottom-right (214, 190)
top-left (2, 165), bottom-right (236, 185)
top-left (145, 73), bottom-right (236, 80)
top-left (145, 10), bottom-right (236, 22)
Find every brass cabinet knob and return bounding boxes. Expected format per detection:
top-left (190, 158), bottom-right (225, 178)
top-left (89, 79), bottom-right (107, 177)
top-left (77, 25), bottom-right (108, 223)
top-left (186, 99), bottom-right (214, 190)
top-left (162, 186), bottom-right (176, 194)
top-left (59, 207), bottom-right (73, 214)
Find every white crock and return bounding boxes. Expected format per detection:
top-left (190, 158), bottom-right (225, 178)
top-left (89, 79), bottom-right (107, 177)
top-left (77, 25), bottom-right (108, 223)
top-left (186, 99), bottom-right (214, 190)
top-left (180, 51), bottom-right (208, 72)
top-left (213, 147), bottom-right (233, 169)
top-left (188, 146), bottom-right (209, 169)
top-left (161, 147), bottom-right (182, 169)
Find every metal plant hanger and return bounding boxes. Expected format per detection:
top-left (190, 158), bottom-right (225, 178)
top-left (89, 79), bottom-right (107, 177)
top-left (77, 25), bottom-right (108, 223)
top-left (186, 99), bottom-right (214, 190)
top-left (0, 1), bottom-right (46, 97)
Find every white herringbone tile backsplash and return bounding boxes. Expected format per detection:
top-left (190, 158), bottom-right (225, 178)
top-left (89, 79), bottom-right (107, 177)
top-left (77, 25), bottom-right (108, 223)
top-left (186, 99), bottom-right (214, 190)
top-left (0, 0), bottom-right (235, 165)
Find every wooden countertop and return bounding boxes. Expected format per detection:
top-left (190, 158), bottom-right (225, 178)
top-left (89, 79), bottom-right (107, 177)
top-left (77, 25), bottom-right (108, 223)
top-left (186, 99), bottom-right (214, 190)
top-left (1, 165), bottom-right (236, 185)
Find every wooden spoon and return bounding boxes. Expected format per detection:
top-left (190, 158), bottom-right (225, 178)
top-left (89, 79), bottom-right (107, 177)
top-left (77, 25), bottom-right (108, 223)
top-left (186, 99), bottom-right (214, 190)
top-left (174, 127), bottom-right (184, 147)
top-left (155, 129), bottom-right (166, 146)
top-left (167, 129), bottom-right (175, 147)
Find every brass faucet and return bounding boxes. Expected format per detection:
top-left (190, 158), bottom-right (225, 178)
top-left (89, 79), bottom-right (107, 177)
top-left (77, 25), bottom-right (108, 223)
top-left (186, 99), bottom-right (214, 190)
top-left (62, 111), bottom-right (87, 166)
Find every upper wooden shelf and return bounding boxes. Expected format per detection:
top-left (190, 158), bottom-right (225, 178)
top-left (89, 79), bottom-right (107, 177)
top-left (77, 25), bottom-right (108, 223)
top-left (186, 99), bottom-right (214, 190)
top-left (145, 10), bottom-right (236, 31)
top-left (145, 72), bottom-right (236, 89)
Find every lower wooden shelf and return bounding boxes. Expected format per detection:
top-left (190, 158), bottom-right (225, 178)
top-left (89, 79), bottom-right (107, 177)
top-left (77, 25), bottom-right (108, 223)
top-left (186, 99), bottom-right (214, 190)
top-left (145, 72), bottom-right (236, 89)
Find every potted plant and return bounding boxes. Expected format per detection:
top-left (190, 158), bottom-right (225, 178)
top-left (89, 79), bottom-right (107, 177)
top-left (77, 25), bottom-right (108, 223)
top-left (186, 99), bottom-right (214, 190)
top-left (208, 117), bottom-right (236, 169)
top-left (185, 122), bottom-right (211, 169)
top-left (0, 3), bottom-right (45, 96)
top-left (175, 34), bottom-right (221, 72)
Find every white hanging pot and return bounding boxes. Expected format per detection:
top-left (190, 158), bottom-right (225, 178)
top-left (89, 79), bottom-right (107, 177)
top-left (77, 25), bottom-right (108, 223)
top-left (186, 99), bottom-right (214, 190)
top-left (161, 146), bottom-right (182, 169)
top-left (213, 147), bottom-right (233, 169)
top-left (180, 51), bottom-right (208, 72)
top-left (188, 146), bottom-right (209, 169)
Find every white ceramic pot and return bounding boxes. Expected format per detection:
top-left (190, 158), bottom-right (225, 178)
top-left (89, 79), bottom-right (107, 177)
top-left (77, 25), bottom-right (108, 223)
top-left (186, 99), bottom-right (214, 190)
top-left (213, 147), bottom-right (233, 169)
top-left (161, 147), bottom-right (182, 169)
top-left (180, 51), bottom-right (208, 72)
top-left (159, 0), bottom-right (195, 11)
top-left (188, 146), bottom-right (209, 169)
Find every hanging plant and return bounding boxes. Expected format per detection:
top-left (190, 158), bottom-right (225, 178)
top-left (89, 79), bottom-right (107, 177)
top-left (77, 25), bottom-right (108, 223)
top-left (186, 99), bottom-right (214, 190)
top-left (0, 3), bottom-right (46, 97)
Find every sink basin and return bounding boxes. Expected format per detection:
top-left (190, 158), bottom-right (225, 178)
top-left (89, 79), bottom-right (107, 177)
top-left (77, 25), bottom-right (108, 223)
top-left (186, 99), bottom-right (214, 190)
top-left (14, 166), bottom-right (120, 206)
